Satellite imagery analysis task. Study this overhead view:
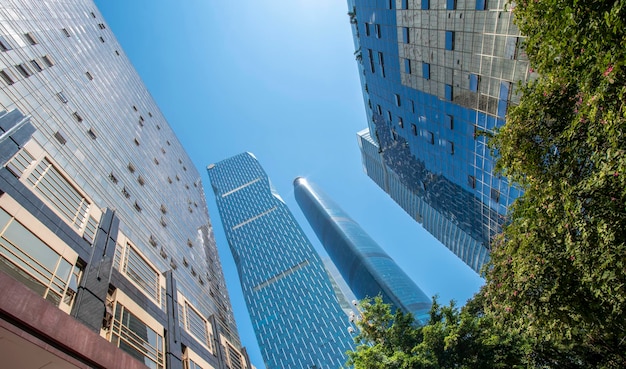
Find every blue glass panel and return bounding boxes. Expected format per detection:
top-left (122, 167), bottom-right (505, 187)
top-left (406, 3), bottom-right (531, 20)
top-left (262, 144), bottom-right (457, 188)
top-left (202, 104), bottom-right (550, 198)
top-left (402, 0), bottom-right (409, 9)
top-left (476, 0), bottom-right (486, 10)
top-left (469, 74), bottom-right (478, 92)
top-left (402, 27), bottom-right (410, 43)
top-left (422, 62), bottom-right (430, 80)
top-left (421, 0), bottom-right (429, 9)
top-left (447, 0), bottom-right (456, 9)
top-left (404, 59), bottom-right (411, 74)
top-left (445, 31), bottom-right (455, 50)
top-left (445, 84), bottom-right (453, 101)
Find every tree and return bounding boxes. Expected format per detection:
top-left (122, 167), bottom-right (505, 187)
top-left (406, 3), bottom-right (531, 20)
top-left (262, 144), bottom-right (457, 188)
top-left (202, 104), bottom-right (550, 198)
top-left (486, 0), bottom-right (626, 367)
top-left (346, 296), bottom-right (528, 369)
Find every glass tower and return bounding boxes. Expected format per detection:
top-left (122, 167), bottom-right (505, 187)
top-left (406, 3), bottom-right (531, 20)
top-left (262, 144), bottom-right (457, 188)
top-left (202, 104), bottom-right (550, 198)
top-left (0, 1), bottom-right (251, 368)
top-left (294, 177), bottom-right (432, 323)
top-left (347, 0), bottom-right (529, 272)
top-left (208, 153), bottom-right (355, 369)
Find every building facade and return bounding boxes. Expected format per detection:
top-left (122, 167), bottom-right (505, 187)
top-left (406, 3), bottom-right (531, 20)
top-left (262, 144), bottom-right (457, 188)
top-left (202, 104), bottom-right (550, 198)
top-left (0, 1), bottom-right (252, 368)
top-left (208, 153), bottom-right (355, 369)
top-left (294, 177), bottom-right (431, 323)
top-left (348, 0), bottom-right (530, 272)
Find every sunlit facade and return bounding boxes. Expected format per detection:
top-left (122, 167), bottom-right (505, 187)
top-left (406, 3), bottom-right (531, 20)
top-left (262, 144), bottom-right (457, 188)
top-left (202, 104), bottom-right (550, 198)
top-left (348, 0), bottom-right (530, 272)
top-left (0, 1), bottom-right (252, 368)
top-left (208, 153), bottom-right (355, 369)
top-left (294, 177), bottom-right (431, 323)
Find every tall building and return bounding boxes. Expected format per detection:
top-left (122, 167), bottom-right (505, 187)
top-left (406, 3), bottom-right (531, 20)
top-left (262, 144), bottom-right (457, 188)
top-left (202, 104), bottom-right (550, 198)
top-left (208, 153), bottom-right (355, 369)
top-left (0, 1), bottom-right (252, 368)
top-left (294, 177), bottom-right (432, 323)
top-left (347, 0), bottom-right (529, 272)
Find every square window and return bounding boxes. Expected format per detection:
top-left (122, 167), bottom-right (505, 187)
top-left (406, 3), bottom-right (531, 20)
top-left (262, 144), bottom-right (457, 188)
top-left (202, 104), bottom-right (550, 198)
top-left (30, 59), bottom-right (43, 72)
top-left (24, 32), bottom-right (37, 45)
top-left (422, 62), bottom-right (430, 80)
top-left (15, 63), bottom-right (32, 78)
top-left (0, 70), bottom-right (14, 85)
top-left (0, 35), bottom-right (12, 51)
top-left (421, 0), bottom-right (429, 10)
top-left (445, 31), bottom-right (455, 50)
top-left (42, 55), bottom-right (54, 67)
top-left (404, 59), bottom-right (412, 74)
top-left (402, 27), bottom-right (410, 43)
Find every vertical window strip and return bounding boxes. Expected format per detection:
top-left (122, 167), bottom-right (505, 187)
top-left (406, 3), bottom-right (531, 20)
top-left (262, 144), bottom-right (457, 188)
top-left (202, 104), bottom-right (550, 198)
top-left (7, 148), bottom-right (34, 178)
top-left (123, 244), bottom-right (160, 302)
top-left (185, 302), bottom-right (210, 349)
top-left (83, 215), bottom-right (98, 243)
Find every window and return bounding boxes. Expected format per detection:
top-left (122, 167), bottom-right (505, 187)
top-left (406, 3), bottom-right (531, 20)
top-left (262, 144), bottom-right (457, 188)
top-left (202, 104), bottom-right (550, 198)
top-left (387, 111), bottom-right (392, 122)
top-left (0, 35), bottom-right (12, 51)
top-left (410, 99), bottom-right (415, 113)
top-left (99, 36), bottom-right (105, 43)
top-left (148, 112), bottom-right (153, 117)
top-left (446, 114), bottom-right (454, 130)
top-left (154, 158), bottom-right (159, 165)
top-left (402, 0), bottom-right (409, 9)
top-left (378, 52), bottom-right (385, 77)
top-left (491, 188), bottom-right (500, 202)
top-left (445, 84), bottom-right (453, 101)
top-left (115, 50), bottom-right (120, 56)
top-left (134, 201), bottom-right (142, 212)
top-left (376, 104), bottom-right (382, 115)
top-left (375, 24), bottom-right (381, 38)
top-left (398, 117), bottom-right (404, 128)
top-left (138, 176), bottom-right (145, 186)
top-left (127, 163), bottom-right (135, 173)
top-left (121, 187), bottom-right (130, 198)
top-left (0, 69), bottom-right (14, 85)
top-left (404, 59), bottom-right (412, 74)
top-left (72, 112), bottom-right (83, 122)
top-left (57, 91), bottom-right (68, 103)
top-left (445, 31), bottom-right (455, 50)
top-left (426, 131), bottom-right (434, 144)
top-left (42, 55), bottom-right (54, 67)
top-left (6, 149), bottom-right (34, 178)
top-left (368, 49), bottom-right (375, 73)
top-left (447, 0), bottom-right (457, 9)
top-left (54, 131), bottom-right (66, 145)
top-left (132, 105), bottom-right (138, 112)
top-left (24, 32), bottom-right (37, 45)
top-left (85, 71), bottom-right (93, 80)
top-left (109, 302), bottom-right (164, 369)
top-left (0, 209), bottom-right (81, 309)
top-left (468, 175), bottom-right (476, 188)
top-left (402, 27), bottom-right (410, 43)
top-left (411, 123), bottom-right (417, 136)
top-left (98, 23), bottom-right (106, 29)
top-left (90, 11), bottom-right (96, 18)
top-left (448, 140), bottom-right (455, 154)
top-left (421, 0), bottom-right (430, 9)
top-left (15, 63), bottom-right (32, 78)
top-left (30, 59), bottom-right (43, 72)
top-left (469, 74), bottom-right (479, 92)
top-left (87, 129), bottom-right (97, 139)
top-left (388, 0), bottom-right (393, 9)
top-left (61, 28), bottom-right (70, 37)
top-left (27, 158), bottom-right (90, 229)
top-left (365, 23), bottom-right (370, 36)
top-left (134, 138), bottom-right (140, 146)
top-left (476, 0), bottom-right (487, 10)
top-left (109, 172), bottom-right (118, 184)
top-left (394, 93), bottom-right (401, 107)
top-left (422, 62), bottom-right (430, 80)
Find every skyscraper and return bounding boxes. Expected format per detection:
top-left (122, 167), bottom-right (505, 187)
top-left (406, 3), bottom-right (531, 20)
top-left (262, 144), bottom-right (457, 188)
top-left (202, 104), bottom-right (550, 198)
top-left (208, 153), bottom-right (355, 369)
top-left (348, 0), bottom-right (529, 272)
top-left (0, 1), bottom-right (252, 368)
top-left (294, 177), bottom-right (432, 323)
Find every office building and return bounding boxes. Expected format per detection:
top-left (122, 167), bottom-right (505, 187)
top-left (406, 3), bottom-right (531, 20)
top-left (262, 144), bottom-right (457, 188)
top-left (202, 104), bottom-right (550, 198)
top-left (0, 1), bottom-right (252, 368)
top-left (208, 153), bottom-right (355, 369)
top-left (348, 0), bottom-right (529, 272)
top-left (294, 177), bottom-right (431, 323)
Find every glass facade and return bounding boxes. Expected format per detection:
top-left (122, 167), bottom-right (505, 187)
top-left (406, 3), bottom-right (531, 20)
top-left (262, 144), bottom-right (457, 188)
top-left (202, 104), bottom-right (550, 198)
top-left (294, 177), bottom-right (431, 323)
top-left (208, 153), bottom-right (355, 369)
top-left (348, 0), bottom-right (528, 272)
top-left (0, 1), bottom-right (252, 368)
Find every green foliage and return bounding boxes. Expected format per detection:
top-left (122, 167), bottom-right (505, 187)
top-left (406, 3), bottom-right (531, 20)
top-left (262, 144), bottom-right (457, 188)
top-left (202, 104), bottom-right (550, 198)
top-left (346, 296), bottom-right (528, 369)
top-left (486, 0), bottom-right (626, 367)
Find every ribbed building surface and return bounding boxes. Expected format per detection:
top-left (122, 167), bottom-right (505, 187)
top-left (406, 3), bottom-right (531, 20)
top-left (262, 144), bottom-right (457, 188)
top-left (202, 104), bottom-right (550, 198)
top-left (348, 0), bottom-right (529, 272)
top-left (294, 177), bottom-right (431, 323)
top-left (0, 1), bottom-right (252, 368)
top-left (208, 153), bottom-right (355, 369)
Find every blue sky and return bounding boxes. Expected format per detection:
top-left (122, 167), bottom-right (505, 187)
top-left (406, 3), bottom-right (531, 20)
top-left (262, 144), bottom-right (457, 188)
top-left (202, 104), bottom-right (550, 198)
top-left (94, 1), bottom-right (483, 367)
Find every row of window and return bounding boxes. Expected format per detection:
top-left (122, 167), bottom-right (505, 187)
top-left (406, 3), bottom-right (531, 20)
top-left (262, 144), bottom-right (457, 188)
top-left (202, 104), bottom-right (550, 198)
top-left (0, 54), bottom-right (54, 85)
